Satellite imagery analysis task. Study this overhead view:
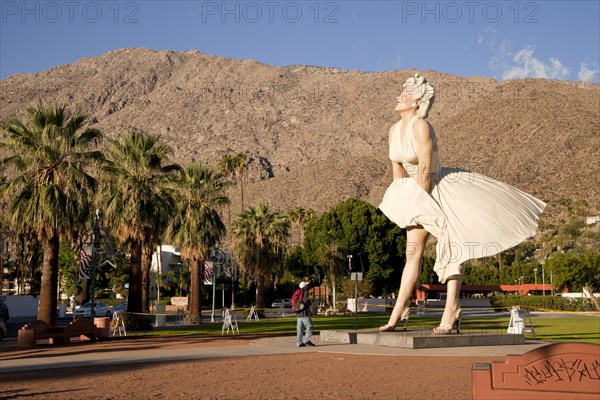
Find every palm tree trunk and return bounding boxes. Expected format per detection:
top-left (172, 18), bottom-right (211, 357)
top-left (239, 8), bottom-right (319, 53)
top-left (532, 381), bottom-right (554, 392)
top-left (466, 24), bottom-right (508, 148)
top-left (256, 275), bottom-right (266, 309)
top-left (243, 272), bottom-right (251, 306)
top-left (189, 258), bottom-right (202, 321)
top-left (331, 271), bottom-right (337, 311)
top-left (141, 246), bottom-right (151, 313)
top-left (128, 240), bottom-right (143, 313)
top-left (231, 271), bottom-right (235, 308)
top-left (38, 230), bottom-right (59, 325)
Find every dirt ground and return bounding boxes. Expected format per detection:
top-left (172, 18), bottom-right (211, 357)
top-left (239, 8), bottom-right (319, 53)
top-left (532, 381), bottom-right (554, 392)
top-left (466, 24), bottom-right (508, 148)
top-left (0, 335), bottom-right (503, 400)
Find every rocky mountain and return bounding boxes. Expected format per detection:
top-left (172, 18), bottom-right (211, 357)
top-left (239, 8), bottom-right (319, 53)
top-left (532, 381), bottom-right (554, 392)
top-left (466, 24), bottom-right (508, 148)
top-left (1, 48), bottom-right (598, 219)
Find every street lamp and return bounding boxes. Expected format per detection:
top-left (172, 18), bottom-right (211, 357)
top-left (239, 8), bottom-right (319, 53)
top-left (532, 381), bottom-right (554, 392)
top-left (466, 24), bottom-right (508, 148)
top-left (230, 255), bottom-right (236, 309)
top-left (348, 254), bottom-right (359, 330)
top-left (533, 268), bottom-right (538, 293)
top-left (541, 261), bottom-right (546, 296)
top-left (518, 276), bottom-right (524, 295)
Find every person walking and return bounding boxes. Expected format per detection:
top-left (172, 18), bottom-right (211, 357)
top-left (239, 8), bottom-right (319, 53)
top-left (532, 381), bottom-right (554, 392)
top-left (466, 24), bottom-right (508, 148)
top-left (293, 281), bottom-right (315, 346)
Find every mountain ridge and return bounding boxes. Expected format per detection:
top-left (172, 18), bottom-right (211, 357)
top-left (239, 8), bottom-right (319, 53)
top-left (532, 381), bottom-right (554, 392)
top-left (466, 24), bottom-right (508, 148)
top-left (1, 47), bottom-right (598, 218)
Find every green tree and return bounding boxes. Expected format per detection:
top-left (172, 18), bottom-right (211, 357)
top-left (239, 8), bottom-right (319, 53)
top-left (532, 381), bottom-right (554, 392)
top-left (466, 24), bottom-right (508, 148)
top-left (364, 209), bottom-right (406, 294)
top-left (418, 256), bottom-right (436, 285)
top-left (58, 242), bottom-right (79, 299)
top-left (101, 130), bottom-right (179, 313)
top-left (232, 203), bottom-right (289, 309)
top-left (168, 162), bottom-right (228, 323)
top-left (303, 199), bottom-right (405, 297)
top-left (285, 245), bottom-right (313, 278)
top-left (547, 250), bottom-right (600, 292)
top-left (339, 276), bottom-right (374, 301)
top-left (1, 105), bottom-right (102, 324)
top-left (303, 211), bottom-right (346, 307)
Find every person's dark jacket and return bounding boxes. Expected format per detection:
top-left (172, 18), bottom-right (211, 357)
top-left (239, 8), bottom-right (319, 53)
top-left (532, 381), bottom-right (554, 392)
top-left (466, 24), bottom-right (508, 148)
top-left (296, 287), bottom-right (312, 318)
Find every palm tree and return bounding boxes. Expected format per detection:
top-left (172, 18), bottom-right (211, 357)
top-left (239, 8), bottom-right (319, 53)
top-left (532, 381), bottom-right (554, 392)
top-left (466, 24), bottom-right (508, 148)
top-left (168, 162), bottom-right (229, 323)
top-left (287, 207), bottom-right (315, 246)
top-left (218, 154), bottom-right (237, 225)
top-left (218, 152), bottom-right (248, 220)
top-left (233, 152), bottom-right (247, 213)
top-left (100, 130), bottom-right (179, 314)
top-left (0, 105), bottom-right (102, 324)
top-left (232, 203), bottom-right (289, 309)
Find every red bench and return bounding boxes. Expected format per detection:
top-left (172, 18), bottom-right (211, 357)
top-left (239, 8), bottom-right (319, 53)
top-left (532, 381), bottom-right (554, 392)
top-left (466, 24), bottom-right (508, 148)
top-left (64, 317), bottom-right (97, 344)
top-left (17, 320), bottom-right (66, 348)
top-left (17, 318), bottom-right (98, 348)
top-left (472, 342), bottom-right (600, 399)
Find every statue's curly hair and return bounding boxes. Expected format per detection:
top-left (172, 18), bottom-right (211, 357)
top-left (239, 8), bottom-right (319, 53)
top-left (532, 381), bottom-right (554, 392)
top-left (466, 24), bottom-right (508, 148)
top-left (403, 73), bottom-right (435, 119)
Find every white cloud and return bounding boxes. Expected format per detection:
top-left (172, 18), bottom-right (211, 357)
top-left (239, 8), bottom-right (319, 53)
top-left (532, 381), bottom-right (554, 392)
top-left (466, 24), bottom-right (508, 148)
top-left (488, 39), bottom-right (511, 77)
top-left (392, 54), bottom-right (402, 68)
top-left (353, 40), bottom-right (369, 53)
top-left (578, 63), bottom-right (600, 83)
top-left (474, 27), bottom-right (496, 51)
top-left (353, 40), bottom-right (370, 61)
top-left (497, 45), bottom-right (570, 80)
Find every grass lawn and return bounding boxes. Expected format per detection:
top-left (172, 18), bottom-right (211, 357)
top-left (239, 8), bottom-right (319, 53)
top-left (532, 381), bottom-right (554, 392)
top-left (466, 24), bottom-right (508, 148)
top-left (131, 313), bottom-right (600, 345)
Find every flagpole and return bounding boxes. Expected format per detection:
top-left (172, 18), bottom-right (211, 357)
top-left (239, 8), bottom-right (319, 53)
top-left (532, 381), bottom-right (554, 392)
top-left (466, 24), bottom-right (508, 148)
top-left (211, 259), bottom-right (217, 323)
top-left (211, 245), bottom-right (225, 323)
top-left (89, 210), bottom-right (101, 320)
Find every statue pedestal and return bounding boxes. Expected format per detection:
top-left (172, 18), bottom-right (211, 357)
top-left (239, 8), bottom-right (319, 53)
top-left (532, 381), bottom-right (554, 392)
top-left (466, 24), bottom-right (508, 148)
top-left (320, 329), bottom-right (524, 349)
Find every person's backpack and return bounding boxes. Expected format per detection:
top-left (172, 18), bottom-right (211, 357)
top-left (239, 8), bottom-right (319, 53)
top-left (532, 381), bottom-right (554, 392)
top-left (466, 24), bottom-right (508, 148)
top-left (291, 289), bottom-right (305, 312)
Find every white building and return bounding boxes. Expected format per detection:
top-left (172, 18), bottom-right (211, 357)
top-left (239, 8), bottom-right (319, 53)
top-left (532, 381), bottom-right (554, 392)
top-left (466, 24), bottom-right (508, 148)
top-left (149, 244), bottom-right (182, 299)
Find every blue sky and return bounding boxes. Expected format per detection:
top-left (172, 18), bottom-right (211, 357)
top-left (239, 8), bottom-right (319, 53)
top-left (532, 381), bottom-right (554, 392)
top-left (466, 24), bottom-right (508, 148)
top-left (1, 0), bottom-right (599, 82)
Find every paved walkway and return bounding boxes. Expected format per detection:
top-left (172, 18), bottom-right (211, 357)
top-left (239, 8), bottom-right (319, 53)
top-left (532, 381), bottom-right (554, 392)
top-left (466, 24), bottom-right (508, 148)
top-left (0, 333), bottom-right (549, 373)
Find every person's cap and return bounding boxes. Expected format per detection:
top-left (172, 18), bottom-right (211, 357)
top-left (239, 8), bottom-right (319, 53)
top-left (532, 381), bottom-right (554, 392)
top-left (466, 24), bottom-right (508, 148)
top-left (299, 282), bottom-right (308, 289)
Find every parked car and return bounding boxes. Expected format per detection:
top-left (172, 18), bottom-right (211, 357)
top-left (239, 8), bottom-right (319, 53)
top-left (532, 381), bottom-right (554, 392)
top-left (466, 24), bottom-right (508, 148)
top-left (111, 302), bottom-right (128, 314)
top-left (271, 298), bottom-right (291, 308)
top-left (74, 302), bottom-right (112, 318)
top-left (0, 299), bottom-right (9, 322)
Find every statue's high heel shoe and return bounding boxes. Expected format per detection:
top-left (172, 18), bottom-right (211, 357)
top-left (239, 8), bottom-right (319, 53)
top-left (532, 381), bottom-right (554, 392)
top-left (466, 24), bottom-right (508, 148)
top-left (433, 309), bottom-right (462, 334)
top-left (379, 308), bottom-right (410, 332)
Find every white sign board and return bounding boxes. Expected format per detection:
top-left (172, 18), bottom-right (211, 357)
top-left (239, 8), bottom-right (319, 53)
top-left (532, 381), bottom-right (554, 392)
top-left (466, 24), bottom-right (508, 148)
top-left (171, 296), bottom-right (188, 307)
top-left (350, 272), bottom-right (363, 281)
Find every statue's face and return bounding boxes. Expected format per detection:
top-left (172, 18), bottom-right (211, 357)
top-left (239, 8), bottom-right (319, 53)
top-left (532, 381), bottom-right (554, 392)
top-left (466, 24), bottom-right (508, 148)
top-left (395, 83), bottom-right (418, 112)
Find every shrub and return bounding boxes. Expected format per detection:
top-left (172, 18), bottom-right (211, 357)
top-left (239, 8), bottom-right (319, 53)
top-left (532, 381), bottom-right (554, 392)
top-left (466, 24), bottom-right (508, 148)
top-left (490, 295), bottom-right (594, 312)
top-left (111, 312), bottom-right (153, 331)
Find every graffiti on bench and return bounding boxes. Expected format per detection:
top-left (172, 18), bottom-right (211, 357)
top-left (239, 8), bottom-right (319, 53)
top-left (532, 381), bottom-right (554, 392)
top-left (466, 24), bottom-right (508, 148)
top-left (523, 358), bottom-right (600, 386)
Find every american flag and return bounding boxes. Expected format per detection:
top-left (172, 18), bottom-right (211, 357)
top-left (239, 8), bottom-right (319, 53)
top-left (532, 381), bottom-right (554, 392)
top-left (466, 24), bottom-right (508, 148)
top-left (203, 261), bottom-right (213, 285)
top-left (78, 246), bottom-right (93, 279)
